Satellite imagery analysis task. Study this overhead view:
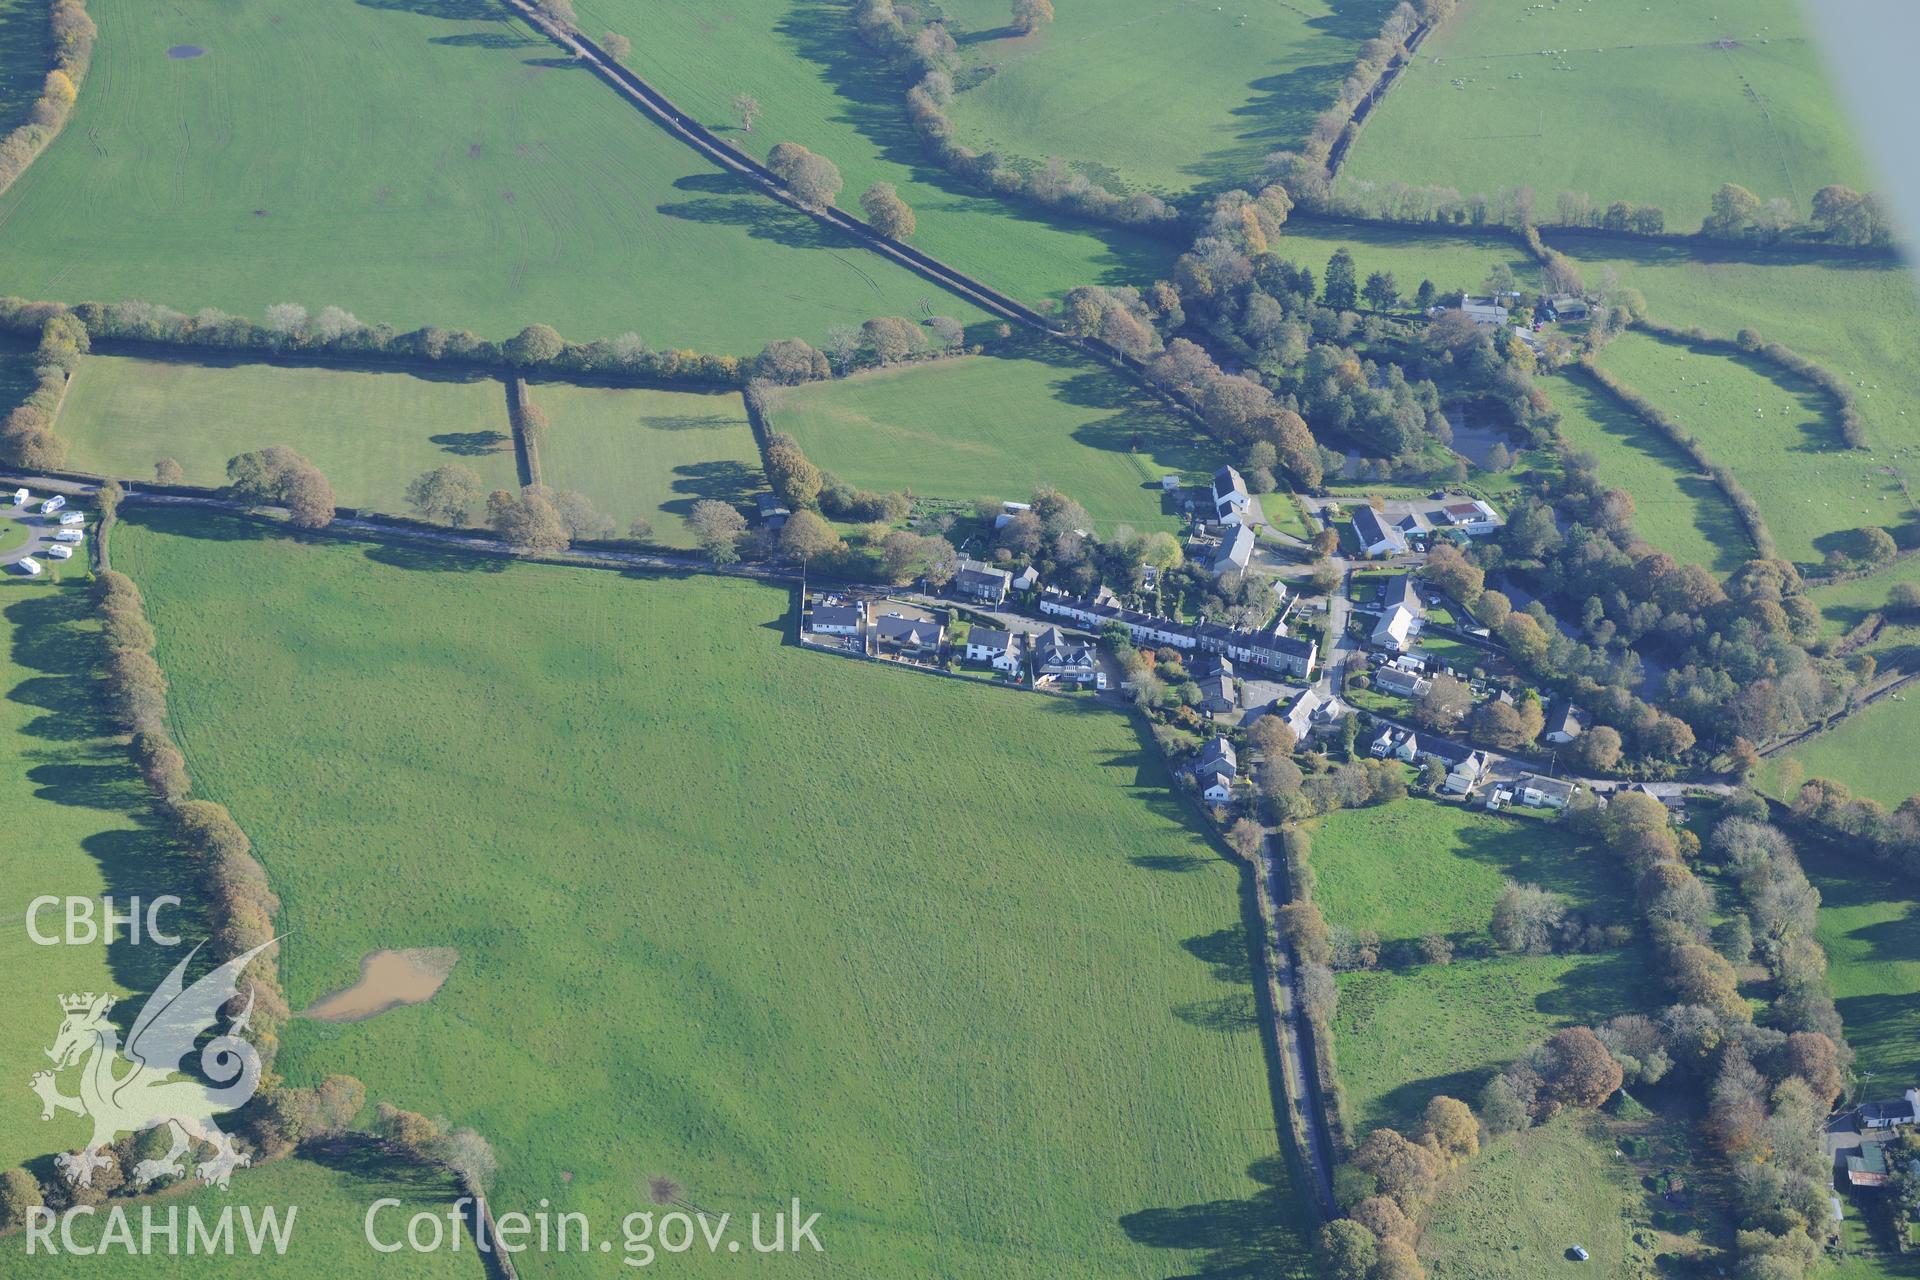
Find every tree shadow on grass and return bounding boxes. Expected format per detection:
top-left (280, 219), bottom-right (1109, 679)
top-left (1121, 1155), bottom-right (1318, 1278)
top-left (1131, 851), bottom-right (1210, 872)
top-left (361, 542), bottom-right (509, 574)
top-left (664, 461), bottom-right (764, 520)
top-left (354, 0), bottom-right (508, 22)
top-left (654, 194), bottom-right (844, 252)
top-left (637, 413), bottom-right (751, 433)
top-left (431, 430), bottom-right (513, 456)
top-left (430, 30), bottom-right (536, 49)
top-left (2, 585), bottom-right (206, 1005)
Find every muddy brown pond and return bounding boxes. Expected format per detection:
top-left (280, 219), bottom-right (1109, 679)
top-left (300, 948), bottom-right (458, 1022)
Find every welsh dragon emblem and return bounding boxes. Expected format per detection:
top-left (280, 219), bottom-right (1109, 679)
top-left (29, 940), bottom-right (276, 1189)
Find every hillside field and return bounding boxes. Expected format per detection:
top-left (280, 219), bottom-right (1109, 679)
top-left (55, 356), bottom-right (521, 516)
top-left (111, 508), bottom-right (1316, 1280)
top-left (1309, 800), bottom-right (1644, 1134)
top-left (528, 383), bottom-right (763, 546)
top-left (0, 0), bottom-right (976, 351)
top-left (936, 0), bottom-right (1400, 196)
top-left (1804, 839), bottom-right (1920, 1108)
top-left (571, 0), bottom-right (1177, 306)
top-left (1596, 330), bottom-right (1902, 569)
top-left (1548, 373), bottom-right (1747, 574)
top-left (765, 350), bottom-right (1210, 532)
top-left (1341, 0), bottom-right (1870, 228)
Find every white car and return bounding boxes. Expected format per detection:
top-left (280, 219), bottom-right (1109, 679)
top-left (44, 544), bottom-right (73, 561)
top-left (57, 511), bottom-right (83, 526)
top-left (40, 495), bottom-right (65, 514)
top-left (52, 529), bottom-right (84, 544)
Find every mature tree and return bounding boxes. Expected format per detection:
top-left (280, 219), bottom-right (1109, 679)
top-left (685, 499), bottom-right (747, 564)
top-left (1709, 1043), bottom-right (1767, 1155)
top-left (732, 92), bottom-right (761, 134)
top-left (374, 1103), bottom-right (443, 1160)
top-left (1574, 724), bottom-right (1623, 772)
top-left (314, 1074), bottom-right (366, 1136)
top-left (1853, 524), bottom-right (1897, 565)
top-left (1351, 1195), bottom-right (1415, 1245)
top-left (1371, 1238), bottom-right (1426, 1280)
top-left (601, 30), bottom-right (632, 62)
top-left (434, 1128), bottom-right (499, 1196)
top-left (764, 432), bottom-right (824, 509)
top-left (1323, 247), bottom-right (1358, 310)
top-left (1420, 1096), bottom-right (1479, 1162)
top-left (227, 446), bottom-right (333, 528)
top-left (1782, 1031), bottom-right (1845, 1107)
top-left (283, 467), bottom-right (335, 528)
top-left (1670, 943), bottom-right (1747, 1021)
top-left (545, 487), bottom-right (616, 542)
top-left (487, 487), bottom-right (570, 553)
top-left (1478, 1074), bottom-right (1531, 1135)
top-left (1543, 1027), bottom-right (1623, 1109)
top-left (1140, 530), bottom-right (1183, 572)
top-left (155, 457), bottom-right (184, 484)
top-left (767, 141), bottom-right (842, 209)
top-left (1491, 881), bottom-right (1564, 955)
top-left (1316, 1219), bottom-right (1378, 1280)
top-left (1414, 673), bottom-right (1472, 731)
top-left (754, 338), bottom-right (829, 384)
top-left (1247, 714), bottom-right (1298, 758)
top-left (1010, 0), bottom-right (1055, 34)
top-left (406, 464), bottom-right (485, 525)
top-left (1470, 699), bottom-right (1527, 749)
top-left (859, 182), bottom-right (916, 239)
top-left (862, 316), bottom-right (923, 364)
top-left (1361, 270), bottom-right (1400, 311)
top-left (1706, 182), bottom-right (1760, 235)
top-left (1485, 442), bottom-right (1513, 472)
top-left (1889, 581), bottom-right (1920, 619)
top-left (778, 509), bottom-right (841, 561)
top-left (1414, 280), bottom-right (1436, 309)
top-left (505, 323), bottom-right (566, 366)
top-left (1352, 1128), bottom-right (1440, 1212)
top-left (0, 1166), bottom-right (43, 1231)
top-left (1422, 543), bottom-right (1483, 603)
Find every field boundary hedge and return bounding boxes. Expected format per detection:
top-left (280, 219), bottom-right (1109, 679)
top-left (0, 0), bottom-right (95, 200)
top-left (507, 378), bottom-right (543, 488)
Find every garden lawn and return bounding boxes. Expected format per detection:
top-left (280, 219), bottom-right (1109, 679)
top-left (0, 0), bottom-right (978, 352)
top-left (1341, 0), bottom-right (1871, 229)
top-left (936, 0), bottom-right (1399, 195)
top-left (55, 356), bottom-right (521, 517)
top-left (110, 507), bottom-right (1317, 1280)
top-left (1549, 372), bottom-right (1748, 574)
top-left (1596, 329), bottom-right (1900, 569)
top-left (1418, 1113), bottom-right (1642, 1280)
top-left (0, 576), bottom-right (205, 1173)
top-left (1803, 837), bottom-right (1920, 1105)
top-left (528, 383), bottom-right (763, 546)
top-left (14, 1153), bottom-right (483, 1277)
top-left (765, 349), bottom-right (1212, 532)
top-left (1310, 800), bottom-right (1643, 1134)
top-left (569, 0), bottom-right (1176, 307)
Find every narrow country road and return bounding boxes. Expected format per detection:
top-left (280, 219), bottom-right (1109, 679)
top-left (1260, 833), bottom-right (1338, 1216)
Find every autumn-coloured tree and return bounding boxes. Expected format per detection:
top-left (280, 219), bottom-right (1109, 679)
top-left (1419, 1095), bottom-right (1479, 1163)
top-left (859, 182), bottom-right (916, 239)
top-left (1542, 1027), bottom-right (1623, 1109)
top-left (1011, 0), bottom-right (1055, 34)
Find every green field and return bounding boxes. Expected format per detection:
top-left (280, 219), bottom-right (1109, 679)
top-left (111, 507), bottom-right (1315, 1280)
top-left (766, 349), bottom-right (1210, 532)
top-left (1549, 372), bottom-right (1747, 573)
top-left (56, 356), bottom-right (521, 516)
top-left (1809, 557), bottom-right (1920, 662)
top-left (13, 1154), bottom-right (483, 1277)
top-left (1418, 1113), bottom-right (1641, 1280)
top-left (1597, 330), bottom-right (1902, 569)
top-left (0, 0), bottom-right (978, 352)
top-left (1310, 800), bottom-right (1642, 1133)
top-left (1768, 689), bottom-right (1920, 812)
top-left (529, 383), bottom-right (763, 546)
top-left (937, 0), bottom-right (1398, 195)
top-left (1341, 0), bottom-right (1871, 228)
top-left (1803, 839), bottom-right (1920, 1106)
top-left (0, 0), bottom-right (47, 140)
top-left (571, 0), bottom-right (1176, 306)
top-left (0, 577), bottom-right (204, 1172)
top-left (1276, 220), bottom-right (1535, 303)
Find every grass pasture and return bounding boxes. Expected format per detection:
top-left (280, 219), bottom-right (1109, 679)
top-left (0, 578), bottom-right (205, 1173)
top-left (1803, 838), bottom-right (1920, 1104)
top-left (0, 0), bottom-right (976, 352)
top-left (1418, 1113), bottom-right (1640, 1280)
top-left (529, 383), bottom-right (762, 546)
top-left (570, 0), bottom-right (1177, 306)
top-left (1341, 0), bottom-right (1871, 228)
top-left (1767, 689), bottom-right (1920, 811)
top-left (13, 1154), bottom-right (484, 1278)
top-left (765, 349), bottom-right (1212, 531)
top-left (1310, 800), bottom-right (1644, 1134)
top-left (1548, 372), bottom-right (1747, 574)
top-left (111, 507), bottom-right (1316, 1280)
top-left (1596, 330), bottom-right (1902, 569)
top-left (55, 356), bottom-right (521, 518)
top-left (935, 0), bottom-right (1399, 196)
